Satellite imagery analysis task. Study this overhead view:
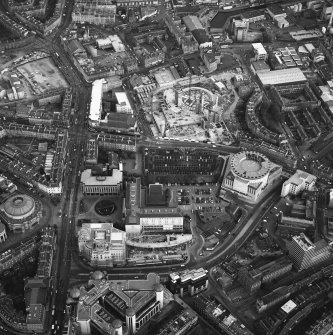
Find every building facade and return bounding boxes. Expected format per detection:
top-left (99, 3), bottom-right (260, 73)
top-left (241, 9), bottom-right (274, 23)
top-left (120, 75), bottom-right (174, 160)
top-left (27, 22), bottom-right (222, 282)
top-left (287, 234), bottom-right (332, 271)
top-left (0, 194), bottom-right (42, 233)
top-left (78, 223), bottom-right (126, 266)
top-left (168, 268), bottom-right (208, 297)
top-left (77, 273), bottom-right (166, 335)
top-left (281, 170), bottom-right (317, 197)
top-left (223, 151), bottom-right (282, 202)
top-left (80, 164), bottom-right (123, 196)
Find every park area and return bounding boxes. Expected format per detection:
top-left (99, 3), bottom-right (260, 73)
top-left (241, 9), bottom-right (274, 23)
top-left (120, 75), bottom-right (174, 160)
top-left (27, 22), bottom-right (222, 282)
top-left (17, 57), bottom-right (68, 93)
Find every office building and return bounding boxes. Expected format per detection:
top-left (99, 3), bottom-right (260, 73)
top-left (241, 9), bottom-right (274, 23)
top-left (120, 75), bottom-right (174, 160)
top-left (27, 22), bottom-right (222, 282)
top-left (168, 268), bottom-right (208, 297)
top-left (125, 178), bottom-right (186, 238)
top-left (77, 272), bottom-right (168, 335)
top-left (238, 257), bottom-right (293, 292)
top-left (115, 92), bottom-right (133, 114)
top-left (80, 164), bottom-right (123, 196)
top-left (252, 43), bottom-right (267, 61)
top-left (89, 79), bottom-right (103, 127)
top-left (281, 170), bottom-right (317, 197)
top-left (78, 223), bottom-right (126, 266)
top-left (287, 234), bottom-right (332, 271)
top-left (223, 151), bottom-right (282, 202)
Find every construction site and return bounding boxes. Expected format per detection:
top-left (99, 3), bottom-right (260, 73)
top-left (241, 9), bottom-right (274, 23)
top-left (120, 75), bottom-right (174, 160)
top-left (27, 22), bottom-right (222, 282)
top-left (150, 78), bottom-right (234, 144)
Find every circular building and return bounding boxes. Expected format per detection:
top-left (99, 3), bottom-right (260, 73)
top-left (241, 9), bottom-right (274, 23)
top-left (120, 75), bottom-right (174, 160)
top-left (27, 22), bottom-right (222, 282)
top-left (224, 151), bottom-right (281, 202)
top-left (0, 194), bottom-right (42, 233)
top-left (0, 223), bottom-right (7, 243)
top-left (230, 151), bottom-right (272, 182)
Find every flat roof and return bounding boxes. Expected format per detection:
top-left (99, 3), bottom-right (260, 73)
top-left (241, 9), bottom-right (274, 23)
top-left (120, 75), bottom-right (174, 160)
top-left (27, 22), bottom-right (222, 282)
top-left (108, 35), bottom-right (125, 53)
top-left (115, 92), bottom-right (131, 108)
top-left (81, 168), bottom-right (122, 186)
top-left (281, 300), bottom-right (297, 314)
top-left (252, 60), bottom-right (270, 71)
top-left (89, 80), bottom-right (103, 122)
top-left (257, 68), bottom-right (307, 85)
top-left (252, 43), bottom-right (267, 56)
top-left (182, 15), bottom-right (204, 31)
top-left (284, 169), bottom-right (316, 187)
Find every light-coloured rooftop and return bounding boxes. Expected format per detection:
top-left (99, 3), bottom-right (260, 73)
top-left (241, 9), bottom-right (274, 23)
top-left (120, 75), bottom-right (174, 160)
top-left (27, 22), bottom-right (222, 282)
top-left (284, 169), bottom-right (316, 187)
top-left (257, 68), bottom-right (307, 86)
top-left (230, 151), bottom-right (271, 180)
top-left (80, 168), bottom-right (123, 186)
top-left (252, 43), bottom-right (267, 55)
top-left (89, 80), bottom-right (103, 122)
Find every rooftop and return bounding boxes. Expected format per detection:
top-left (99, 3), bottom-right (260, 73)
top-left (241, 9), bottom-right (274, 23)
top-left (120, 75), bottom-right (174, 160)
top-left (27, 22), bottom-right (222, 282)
top-left (257, 68), bottom-right (307, 86)
top-left (284, 169), bottom-right (316, 187)
top-left (89, 80), bottom-right (103, 122)
top-left (292, 234), bottom-right (315, 251)
top-left (81, 168), bottom-right (122, 186)
top-left (182, 15), bottom-right (204, 31)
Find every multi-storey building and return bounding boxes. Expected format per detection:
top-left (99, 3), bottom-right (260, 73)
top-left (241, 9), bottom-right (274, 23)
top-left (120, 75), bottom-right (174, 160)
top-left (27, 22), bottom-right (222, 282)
top-left (77, 272), bottom-right (167, 335)
top-left (36, 227), bottom-right (56, 278)
top-left (24, 227), bottom-right (55, 333)
top-left (125, 178), bottom-right (186, 238)
top-left (287, 234), bottom-right (333, 271)
top-left (238, 257), bottom-right (293, 293)
top-left (252, 43), bottom-right (268, 61)
top-left (138, 213), bottom-right (183, 233)
top-left (115, 92), bottom-right (133, 114)
top-left (24, 277), bottom-right (49, 332)
top-left (168, 268), bottom-right (208, 297)
top-left (141, 50), bottom-right (165, 68)
top-left (281, 170), bottom-right (317, 197)
top-left (0, 236), bottom-right (39, 273)
top-left (116, 0), bottom-right (170, 7)
top-left (72, 0), bottom-right (116, 25)
top-left (194, 294), bottom-right (253, 335)
top-left (78, 223), bottom-right (126, 266)
top-left (89, 79), bottom-right (103, 127)
top-left (85, 139), bottom-right (98, 165)
top-left (222, 151), bottom-right (282, 202)
top-left (80, 164), bottom-right (123, 196)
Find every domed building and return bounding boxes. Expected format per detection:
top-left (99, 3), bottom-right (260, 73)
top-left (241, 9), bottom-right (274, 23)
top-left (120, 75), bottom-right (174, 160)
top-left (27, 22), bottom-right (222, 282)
top-left (222, 151), bottom-right (282, 202)
top-left (0, 194), bottom-right (42, 233)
